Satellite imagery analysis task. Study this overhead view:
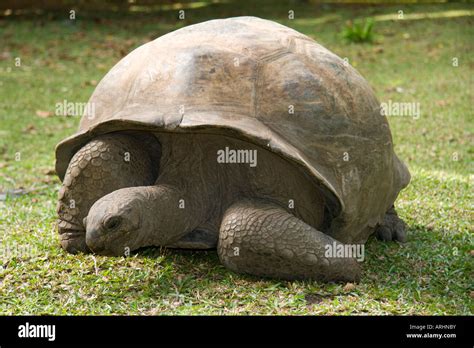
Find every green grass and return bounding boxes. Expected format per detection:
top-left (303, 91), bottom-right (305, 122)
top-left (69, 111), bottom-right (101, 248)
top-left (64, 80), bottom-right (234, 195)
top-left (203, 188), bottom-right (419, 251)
top-left (0, 2), bottom-right (473, 315)
top-left (341, 17), bottom-right (375, 43)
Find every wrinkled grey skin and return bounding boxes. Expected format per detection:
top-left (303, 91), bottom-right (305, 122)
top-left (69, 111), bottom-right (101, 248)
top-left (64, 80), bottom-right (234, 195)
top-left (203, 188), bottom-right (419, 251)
top-left (58, 132), bottom-right (406, 282)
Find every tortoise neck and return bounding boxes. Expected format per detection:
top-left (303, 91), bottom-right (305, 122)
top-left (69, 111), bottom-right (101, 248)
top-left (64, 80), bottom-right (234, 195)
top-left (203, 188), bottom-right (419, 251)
top-left (140, 184), bottom-right (209, 246)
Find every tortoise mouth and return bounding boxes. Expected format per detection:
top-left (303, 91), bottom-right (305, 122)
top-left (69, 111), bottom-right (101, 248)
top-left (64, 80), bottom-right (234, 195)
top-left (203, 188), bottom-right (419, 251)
top-left (58, 220), bottom-right (90, 254)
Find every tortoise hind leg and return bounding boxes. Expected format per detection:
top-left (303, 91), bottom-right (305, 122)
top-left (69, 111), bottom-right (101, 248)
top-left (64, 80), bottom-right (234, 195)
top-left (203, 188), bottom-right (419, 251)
top-left (217, 199), bottom-right (361, 282)
top-left (375, 206), bottom-right (407, 242)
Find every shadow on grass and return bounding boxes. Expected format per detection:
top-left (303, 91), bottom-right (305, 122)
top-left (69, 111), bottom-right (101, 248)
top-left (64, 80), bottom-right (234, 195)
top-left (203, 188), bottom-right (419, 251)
top-left (127, 221), bottom-right (471, 313)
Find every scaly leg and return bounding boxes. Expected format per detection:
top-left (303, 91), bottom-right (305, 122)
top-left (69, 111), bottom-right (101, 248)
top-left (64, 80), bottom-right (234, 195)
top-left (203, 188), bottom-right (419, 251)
top-left (57, 133), bottom-right (159, 253)
top-left (217, 199), bottom-right (361, 282)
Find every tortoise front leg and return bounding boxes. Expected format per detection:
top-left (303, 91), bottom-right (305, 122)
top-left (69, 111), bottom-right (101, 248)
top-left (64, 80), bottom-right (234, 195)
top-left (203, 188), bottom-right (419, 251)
top-left (57, 133), bottom-right (159, 253)
top-left (217, 200), bottom-right (361, 282)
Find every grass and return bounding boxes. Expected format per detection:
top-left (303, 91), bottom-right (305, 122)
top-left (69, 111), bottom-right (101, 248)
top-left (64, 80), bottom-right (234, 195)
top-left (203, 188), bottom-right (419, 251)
top-left (341, 17), bottom-right (375, 43)
top-left (0, 2), bottom-right (473, 315)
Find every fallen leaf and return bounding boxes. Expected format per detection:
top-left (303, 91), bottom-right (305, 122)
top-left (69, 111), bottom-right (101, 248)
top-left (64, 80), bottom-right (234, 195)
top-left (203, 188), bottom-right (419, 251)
top-left (36, 110), bottom-right (52, 118)
top-left (0, 51), bottom-right (12, 60)
top-left (43, 168), bottom-right (56, 176)
top-left (82, 80), bottom-right (98, 87)
top-left (23, 124), bottom-right (37, 134)
top-left (436, 100), bottom-right (449, 107)
top-left (41, 176), bottom-right (54, 184)
top-left (343, 283), bottom-right (356, 292)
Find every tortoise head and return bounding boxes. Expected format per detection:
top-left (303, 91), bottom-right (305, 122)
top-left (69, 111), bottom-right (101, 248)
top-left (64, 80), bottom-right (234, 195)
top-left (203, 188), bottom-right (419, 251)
top-left (83, 188), bottom-right (144, 256)
top-left (84, 183), bottom-right (201, 255)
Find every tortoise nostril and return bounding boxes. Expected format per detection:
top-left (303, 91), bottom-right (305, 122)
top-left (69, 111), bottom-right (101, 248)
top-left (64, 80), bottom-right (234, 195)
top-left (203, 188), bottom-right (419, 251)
top-left (86, 228), bottom-right (105, 251)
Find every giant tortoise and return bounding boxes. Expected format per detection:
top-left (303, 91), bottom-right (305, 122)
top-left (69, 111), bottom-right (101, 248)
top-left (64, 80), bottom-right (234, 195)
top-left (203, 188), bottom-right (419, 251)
top-left (55, 16), bottom-right (410, 281)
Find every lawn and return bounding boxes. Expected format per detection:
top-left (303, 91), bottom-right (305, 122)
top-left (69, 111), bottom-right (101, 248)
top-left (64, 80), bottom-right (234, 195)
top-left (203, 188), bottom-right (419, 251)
top-left (0, 1), bottom-right (472, 315)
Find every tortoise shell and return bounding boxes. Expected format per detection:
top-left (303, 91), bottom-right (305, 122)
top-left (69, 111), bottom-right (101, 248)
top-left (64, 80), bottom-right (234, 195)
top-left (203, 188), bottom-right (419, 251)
top-left (55, 16), bottom-right (410, 244)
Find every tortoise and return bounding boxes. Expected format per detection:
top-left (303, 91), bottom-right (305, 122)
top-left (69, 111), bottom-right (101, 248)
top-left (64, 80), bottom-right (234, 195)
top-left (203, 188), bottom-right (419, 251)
top-left (55, 16), bottom-right (410, 282)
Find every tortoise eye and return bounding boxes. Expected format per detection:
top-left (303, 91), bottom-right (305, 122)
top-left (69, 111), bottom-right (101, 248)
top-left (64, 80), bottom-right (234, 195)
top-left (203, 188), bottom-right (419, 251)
top-left (103, 216), bottom-right (122, 231)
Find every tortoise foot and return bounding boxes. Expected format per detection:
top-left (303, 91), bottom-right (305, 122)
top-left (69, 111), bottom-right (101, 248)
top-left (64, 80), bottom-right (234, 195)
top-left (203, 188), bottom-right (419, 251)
top-left (375, 207), bottom-right (407, 243)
